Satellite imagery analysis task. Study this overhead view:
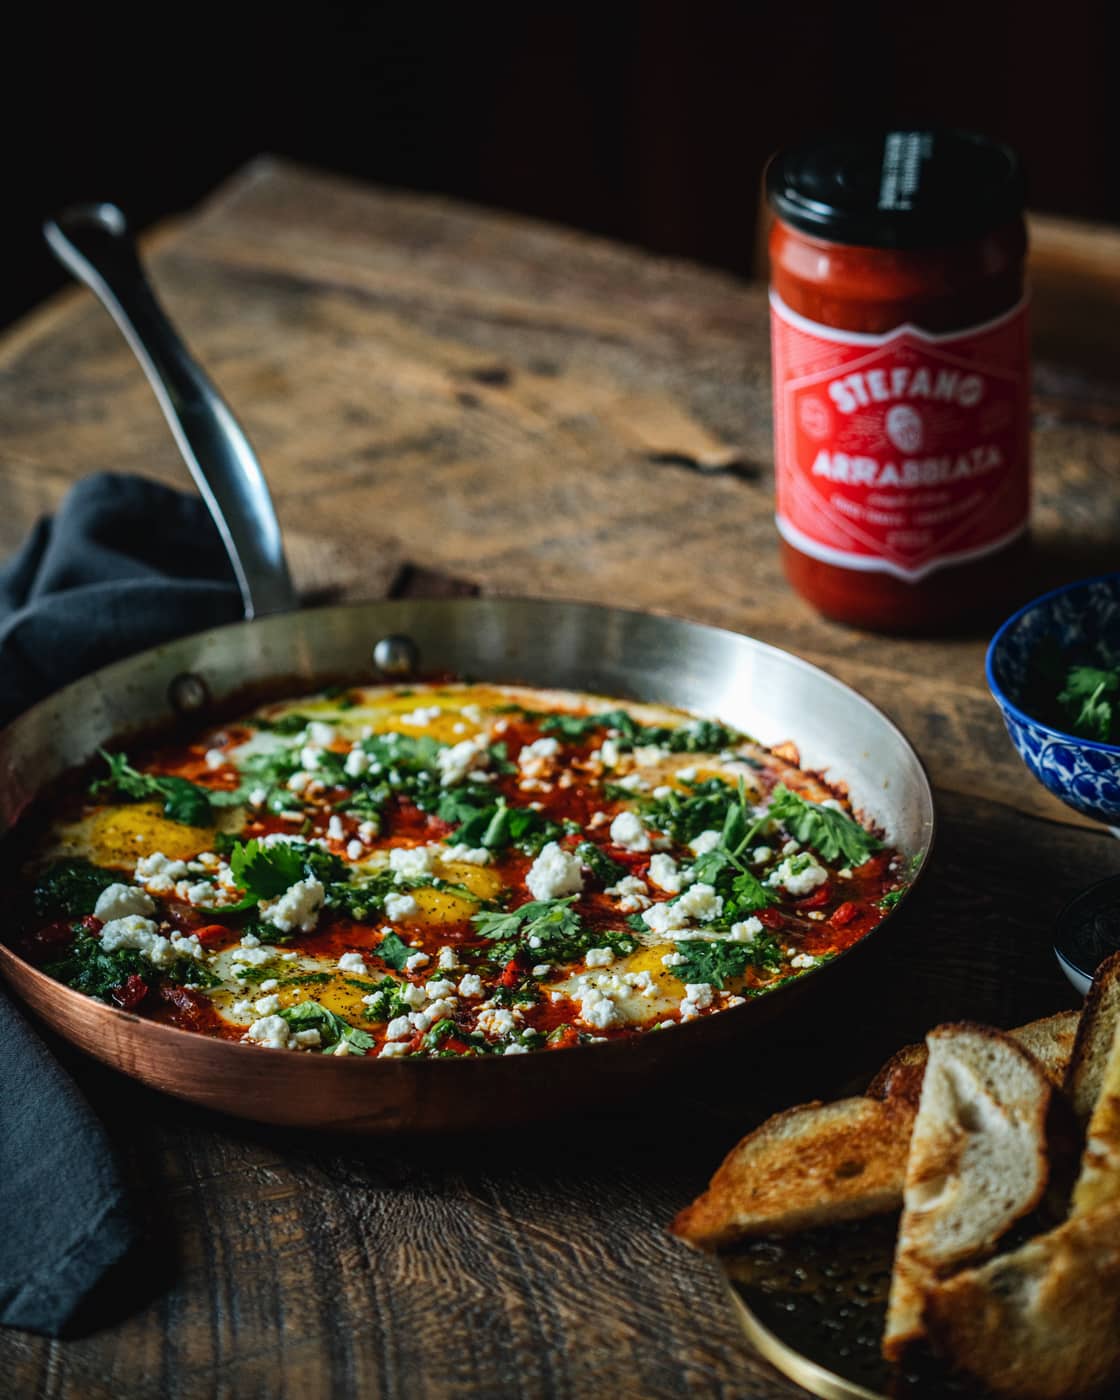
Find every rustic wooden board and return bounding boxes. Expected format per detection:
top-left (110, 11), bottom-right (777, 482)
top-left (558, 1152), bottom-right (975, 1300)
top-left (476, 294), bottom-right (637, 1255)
top-left (2, 159), bottom-right (1119, 1399)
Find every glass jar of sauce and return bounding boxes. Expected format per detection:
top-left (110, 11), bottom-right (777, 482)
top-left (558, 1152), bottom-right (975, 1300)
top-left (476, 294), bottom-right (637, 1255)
top-left (767, 129), bottom-right (1029, 632)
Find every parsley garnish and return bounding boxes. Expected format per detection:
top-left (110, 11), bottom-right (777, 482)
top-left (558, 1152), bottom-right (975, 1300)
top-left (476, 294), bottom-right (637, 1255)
top-left (472, 897), bottom-right (636, 965)
top-left (44, 931), bottom-right (219, 1002)
top-left (575, 841), bottom-right (626, 886)
top-left (277, 1002), bottom-right (375, 1054)
top-left (31, 859), bottom-right (120, 918)
top-left (444, 794), bottom-right (563, 855)
top-left (670, 933), bottom-right (783, 988)
top-left (768, 785), bottom-right (881, 866)
top-left (538, 709), bottom-right (743, 754)
top-left (91, 750), bottom-right (215, 826)
top-left (878, 889), bottom-right (904, 910)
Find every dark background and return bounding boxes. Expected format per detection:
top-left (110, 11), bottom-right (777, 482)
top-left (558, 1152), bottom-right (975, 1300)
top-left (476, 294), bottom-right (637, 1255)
top-left (5, 0), bottom-right (1118, 330)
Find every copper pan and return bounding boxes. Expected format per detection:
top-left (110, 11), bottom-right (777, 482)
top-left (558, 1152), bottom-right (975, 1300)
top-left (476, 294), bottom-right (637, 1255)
top-left (0, 207), bottom-right (935, 1133)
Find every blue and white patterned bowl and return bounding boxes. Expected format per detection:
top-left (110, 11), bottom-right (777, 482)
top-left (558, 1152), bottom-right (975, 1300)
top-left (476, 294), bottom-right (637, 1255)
top-left (987, 574), bottom-right (1120, 828)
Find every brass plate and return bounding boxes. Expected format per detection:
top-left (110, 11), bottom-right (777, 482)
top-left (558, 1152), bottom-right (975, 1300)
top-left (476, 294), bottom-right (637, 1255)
top-left (719, 1219), bottom-right (974, 1399)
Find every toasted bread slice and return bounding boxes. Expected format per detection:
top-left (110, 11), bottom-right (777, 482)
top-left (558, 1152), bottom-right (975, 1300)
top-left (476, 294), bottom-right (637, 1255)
top-left (1066, 951), bottom-right (1120, 1121)
top-left (924, 1200), bottom-right (1120, 1399)
top-left (1072, 1016), bottom-right (1120, 1218)
top-left (867, 1010), bottom-right (1081, 1109)
top-left (882, 1023), bottom-right (1055, 1362)
top-left (670, 1095), bottom-right (916, 1249)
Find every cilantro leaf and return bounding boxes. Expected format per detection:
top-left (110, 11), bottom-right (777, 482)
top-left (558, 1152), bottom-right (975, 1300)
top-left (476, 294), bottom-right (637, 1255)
top-left (768, 785), bottom-right (881, 866)
top-left (447, 795), bottom-right (562, 855)
top-left (277, 1001), bottom-right (374, 1054)
top-left (376, 930), bottom-right (416, 970)
top-left (230, 839), bottom-right (306, 899)
top-left (351, 976), bottom-right (410, 1021)
top-left (91, 751), bottom-right (214, 826)
top-left (31, 859), bottom-right (119, 918)
top-left (1058, 665), bottom-right (1120, 742)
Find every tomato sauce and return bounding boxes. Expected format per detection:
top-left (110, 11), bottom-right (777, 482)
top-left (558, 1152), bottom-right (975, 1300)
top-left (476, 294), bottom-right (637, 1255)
top-left (767, 129), bottom-right (1029, 632)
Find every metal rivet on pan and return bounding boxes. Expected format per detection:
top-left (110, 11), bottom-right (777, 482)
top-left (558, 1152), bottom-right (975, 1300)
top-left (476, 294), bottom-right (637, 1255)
top-left (373, 635), bottom-right (419, 677)
top-left (168, 672), bottom-right (210, 714)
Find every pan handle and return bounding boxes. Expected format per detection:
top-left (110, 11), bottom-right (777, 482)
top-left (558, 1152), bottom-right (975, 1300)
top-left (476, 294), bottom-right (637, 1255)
top-left (43, 203), bottom-right (296, 620)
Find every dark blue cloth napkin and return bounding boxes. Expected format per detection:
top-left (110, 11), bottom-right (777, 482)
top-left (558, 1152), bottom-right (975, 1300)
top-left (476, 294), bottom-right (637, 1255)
top-left (0, 472), bottom-right (240, 1335)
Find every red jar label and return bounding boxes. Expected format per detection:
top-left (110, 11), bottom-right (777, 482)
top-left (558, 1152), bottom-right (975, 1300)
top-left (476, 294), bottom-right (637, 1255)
top-left (770, 292), bottom-right (1030, 581)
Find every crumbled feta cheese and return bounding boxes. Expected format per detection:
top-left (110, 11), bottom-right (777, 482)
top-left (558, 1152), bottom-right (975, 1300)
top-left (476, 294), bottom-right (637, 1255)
top-left (685, 982), bottom-right (714, 1008)
top-left (240, 933), bottom-right (261, 948)
top-left (292, 1029), bottom-right (321, 1048)
top-left (254, 994), bottom-right (281, 1016)
top-left (383, 892), bottom-right (419, 921)
top-left (425, 979), bottom-right (456, 999)
top-left (458, 973), bottom-right (483, 998)
top-left (401, 983), bottom-right (426, 1009)
top-left (437, 736), bottom-right (490, 786)
top-left (605, 874), bottom-right (650, 913)
top-left (259, 978), bottom-right (278, 992)
top-left (299, 745), bottom-right (323, 771)
top-left (399, 705), bottom-right (442, 726)
top-left (346, 839), bottom-right (364, 861)
top-left (573, 986), bottom-right (622, 1029)
top-left (647, 853), bottom-right (682, 894)
top-left (641, 882), bottom-right (723, 935)
top-left (531, 964), bottom-right (551, 977)
top-left (615, 773), bottom-right (648, 792)
top-left (204, 747), bottom-right (226, 770)
top-left (437, 946), bottom-right (458, 971)
top-left (244, 1015), bottom-right (290, 1049)
top-left (504, 1043), bottom-right (529, 1055)
top-left (751, 845), bottom-right (773, 864)
top-left (584, 947), bottom-right (615, 968)
top-left (98, 916), bottom-right (172, 966)
top-left (781, 839), bottom-right (801, 857)
top-left (525, 841), bottom-right (584, 901)
top-left (379, 1041), bottom-right (411, 1057)
top-left (589, 811), bottom-right (609, 829)
top-left (327, 815), bottom-right (344, 841)
top-left (609, 810), bottom-right (651, 853)
top-left (231, 999), bottom-right (255, 1019)
top-left (177, 879), bottom-right (221, 908)
top-left (768, 853), bottom-right (828, 896)
top-left (247, 786), bottom-right (268, 807)
top-left (518, 737), bottom-right (560, 767)
top-left (790, 952), bottom-right (819, 969)
top-left (728, 917), bottom-right (763, 942)
top-left (260, 877), bottom-right (325, 934)
top-left (633, 745), bottom-right (669, 767)
top-left (599, 738), bottom-right (621, 768)
top-left (386, 1015), bottom-right (412, 1040)
top-left (344, 747), bottom-right (371, 778)
top-left (652, 785), bottom-right (672, 800)
top-left (135, 851), bottom-right (189, 882)
top-left (306, 720), bottom-right (336, 746)
top-left (286, 770), bottom-right (312, 793)
top-left (689, 829), bottom-right (722, 856)
top-left (389, 844), bottom-right (438, 880)
top-left (338, 952), bottom-right (369, 975)
top-left (358, 821), bottom-right (378, 844)
top-left (405, 951), bottom-right (430, 972)
top-left (442, 843), bottom-right (492, 865)
top-left (476, 1007), bottom-right (518, 1039)
top-left (661, 951), bottom-right (686, 967)
top-left (93, 883), bottom-right (155, 921)
top-left (675, 766), bottom-right (698, 782)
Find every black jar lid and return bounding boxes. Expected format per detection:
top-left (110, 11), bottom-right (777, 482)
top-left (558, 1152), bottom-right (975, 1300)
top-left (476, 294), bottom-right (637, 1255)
top-left (766, 128), bottom-right (1025, 250)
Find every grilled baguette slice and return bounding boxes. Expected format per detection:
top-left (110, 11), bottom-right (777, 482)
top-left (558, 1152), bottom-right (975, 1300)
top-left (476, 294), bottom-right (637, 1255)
top-left (924, 1201), bottom-right (1120, 1399)
top-left (882, 1023), bottom-right (1055, 1362)
top-left (673, 1012), bottom-right (1079, 1251)
top-left (1066, 950), bottom-right (1120, 1121)
top-left (1072, 1015), bottom-right (1120, 1218)
top-left (670, 1095), bottom-right (916, 1249)
top-left (867, 1009), bottom-right (1080, 1109)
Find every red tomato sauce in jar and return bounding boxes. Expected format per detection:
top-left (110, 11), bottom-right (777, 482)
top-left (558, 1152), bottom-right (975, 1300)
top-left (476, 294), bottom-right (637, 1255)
top-left (766, 129), bottom-right (1030, 632)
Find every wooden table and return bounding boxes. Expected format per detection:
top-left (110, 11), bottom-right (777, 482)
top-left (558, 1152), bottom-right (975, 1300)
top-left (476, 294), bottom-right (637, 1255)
top-left (3, 160), bottom-right (1120, 1399)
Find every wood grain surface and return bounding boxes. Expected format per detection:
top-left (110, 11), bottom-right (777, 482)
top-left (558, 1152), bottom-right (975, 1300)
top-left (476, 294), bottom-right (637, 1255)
top-left (2, 158), bottom-right (1120, 1399)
